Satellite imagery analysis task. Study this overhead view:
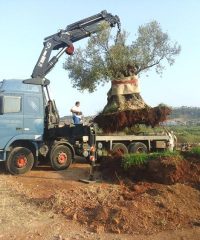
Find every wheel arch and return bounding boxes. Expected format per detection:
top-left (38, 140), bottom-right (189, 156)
top-left (6, 140), bottom-right (39, 163)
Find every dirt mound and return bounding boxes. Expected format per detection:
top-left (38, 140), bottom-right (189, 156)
top-left (146, 156), bottom-right (200, 185)
top-left (1, 161), bottom-right (200, 239)
top-left (32, 155), bottom-right (200, 235)
top-left (40, 181), bottom-right (200, 235)
top-left (100, 153), bottom-right (200, 185)
top-left (93, 105), bottom-right (171, 132)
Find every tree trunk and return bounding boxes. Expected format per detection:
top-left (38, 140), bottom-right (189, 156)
top-left (103, 75), bottom-right (147, 113)
top-left (93, 75), bottom-right (171, 132)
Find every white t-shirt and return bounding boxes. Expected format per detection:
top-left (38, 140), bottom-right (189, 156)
top-left (71, 105), bottom-right (82, 118)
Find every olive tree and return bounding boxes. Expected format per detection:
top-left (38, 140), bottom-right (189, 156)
top-left (64, 21), bottom-right (181, 132)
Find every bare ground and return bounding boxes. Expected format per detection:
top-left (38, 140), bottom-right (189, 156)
top-left (0, 157), bottom-right (200, 240)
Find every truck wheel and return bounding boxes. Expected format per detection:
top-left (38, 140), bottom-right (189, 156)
top-left (50, 145), bottom-right (72, 170)
top-left (6, 147), bottom-right (34, 175)
top-left (112, 143), bottom-right (128, 156)
top-left (128, 142), bottom-right (148, 153)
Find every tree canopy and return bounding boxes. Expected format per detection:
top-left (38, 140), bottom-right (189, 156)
top-left (64, 20), bottom-right (181, 132)
top-left (64, 20), bottom-right (181, 92)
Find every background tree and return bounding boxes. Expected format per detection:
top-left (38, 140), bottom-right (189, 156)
top-left (64, 21), bottom-right (181, 132)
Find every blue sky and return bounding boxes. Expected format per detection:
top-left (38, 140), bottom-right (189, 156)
top-left (0, 0), bottom-right (199, 117)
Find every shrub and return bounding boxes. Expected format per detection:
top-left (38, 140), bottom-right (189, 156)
top-left (122, 153), bottom-right (148, 169)
top-left (188, 146), bottom-right (200, 158)
top-left (149, 150), bottom-right (181, 159)
top-left (122, 151), bottom-right (182, 170)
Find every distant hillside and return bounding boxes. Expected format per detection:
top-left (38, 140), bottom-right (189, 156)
top-left (165, 106), bottom-right (200, 126)
top-left (169, 106), bottom-right (200, 120)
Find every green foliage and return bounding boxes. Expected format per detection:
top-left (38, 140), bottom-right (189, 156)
top-left (150, 150), bottom-right (181, 159)
top-left (122, 153), bottom-right (148, 169)
top-left (122, 151), bottom-right (182, 170)
top-left (132, 21), bottom-right (181, 75)
top-left (64, 21), bottom-right (181, 92)
top-left (169, 125), bottom-right (200, 143)
top-left (189, 146), bottom-right (200, 157)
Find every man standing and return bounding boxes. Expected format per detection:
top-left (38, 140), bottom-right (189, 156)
top-left (70, 101), bottom-right (82, 124)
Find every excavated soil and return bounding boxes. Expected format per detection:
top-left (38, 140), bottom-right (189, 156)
top-left (0, 154), bottom-right (200, 239)
top-left (99, 153), bottom-right (200, 186)
top-left (93, 105), bottom-right (171, 132)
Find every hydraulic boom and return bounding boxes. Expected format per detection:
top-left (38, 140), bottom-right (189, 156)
top-left (31, 10), bottom-right (120, 79)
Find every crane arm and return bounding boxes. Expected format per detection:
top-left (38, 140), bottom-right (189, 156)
top-left (31, 10), bottom-right (120, 79)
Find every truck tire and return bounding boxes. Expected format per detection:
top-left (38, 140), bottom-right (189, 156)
top-left (50, 145), bottom-right (72, 170)
top-left (112, 143), bottom-right (128, 156)
top-left (128, 142), bottom-right (148, 153)
top-left (5, 147), bottom-right (34, 175)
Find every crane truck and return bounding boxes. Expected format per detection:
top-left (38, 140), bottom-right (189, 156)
top-left (0, 11), bottom-right (175, 175)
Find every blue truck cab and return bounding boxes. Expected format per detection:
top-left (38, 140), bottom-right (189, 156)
top-left (0, 79), bottom-right (45, 173)
top-left (0, 79), bottom-right (44, 146)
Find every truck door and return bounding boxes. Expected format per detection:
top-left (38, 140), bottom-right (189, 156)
top-left (0, 94), bottom-right (23, 149)
top-left (23, 94), bottom-right (44, 139)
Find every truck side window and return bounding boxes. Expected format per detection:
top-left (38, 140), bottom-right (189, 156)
top-left (3, 96), bottom-right (21, 113)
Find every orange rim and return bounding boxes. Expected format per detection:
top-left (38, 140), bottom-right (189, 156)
top-left (57, 152), bottom-right (67, 164)
top-left (16, 155), bottom-right (27, 168)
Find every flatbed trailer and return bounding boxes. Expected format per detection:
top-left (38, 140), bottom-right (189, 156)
top-left (95, 132), bottom-right (174, 157)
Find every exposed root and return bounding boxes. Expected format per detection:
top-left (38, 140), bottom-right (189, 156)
top-left (94, 105), bottom-right (171, 133)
